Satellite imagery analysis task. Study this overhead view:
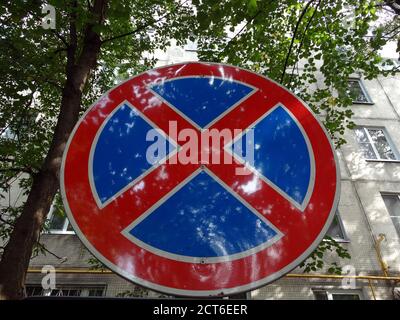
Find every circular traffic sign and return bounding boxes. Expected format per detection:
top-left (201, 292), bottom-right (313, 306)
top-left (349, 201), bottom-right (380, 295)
top-left (61, 62), bottom-right (340, 297)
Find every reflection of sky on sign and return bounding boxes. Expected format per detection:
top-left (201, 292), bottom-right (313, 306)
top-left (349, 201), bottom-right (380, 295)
top-left (129, 170), bottom-right (277, 258)
top-left (232, 106), bottom-right (311, 206)
top-left (150, 77), bottom-right (254, 128)
top-left (92, 104), bottom-right (176, 204)
top-left (240, 174), bottom-right (262, 194)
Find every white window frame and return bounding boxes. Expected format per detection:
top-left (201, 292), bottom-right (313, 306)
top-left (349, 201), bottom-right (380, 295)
top-left (348, 78), bottom-right (373, 104)
top-left (325, 210), bottom-right (349, 243)
top-left (327, 290), bottom-right (363, 300)
top-left (313, 289), bottom-right (364, 300)
top-left (380, 58), bottom-right (400, 71)
top-left (222, 291), bottom-right (250, 300)
top-left (355, 126), bottom-right (400, 162)
top-left (47, 204), bottom-right (75, 235)
top-left (381, 193), bottom-right (400, 238)
top-left (184, 40), bottom-right (198, 52)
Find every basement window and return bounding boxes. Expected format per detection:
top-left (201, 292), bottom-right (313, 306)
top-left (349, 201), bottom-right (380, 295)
top-left (26, 285), bottom-right (106, 297)
top-left (313, 289), bottom-right (363, 300)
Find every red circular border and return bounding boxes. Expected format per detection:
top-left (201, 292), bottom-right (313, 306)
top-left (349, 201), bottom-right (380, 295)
top-left (61, 62), bottom-right (339, 296)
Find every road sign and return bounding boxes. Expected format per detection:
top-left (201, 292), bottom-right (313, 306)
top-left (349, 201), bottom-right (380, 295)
top-left (61, 62), bottom-right (340, 297)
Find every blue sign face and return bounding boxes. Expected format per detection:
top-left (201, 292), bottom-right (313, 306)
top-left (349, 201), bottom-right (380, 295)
top-left (62, 62), bottom-right (339, 296)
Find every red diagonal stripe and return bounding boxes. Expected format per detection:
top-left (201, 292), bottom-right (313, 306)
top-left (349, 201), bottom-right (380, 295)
top-left (98, 161), bottom-right (200, 231)
top-left (209, 89), bottom-right (280, 139)
top-left (207, 155), bottom-right (303, 235)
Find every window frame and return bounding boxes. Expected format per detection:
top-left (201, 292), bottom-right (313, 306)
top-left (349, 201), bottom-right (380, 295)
top-left (354, 126), bottom-right (400, 162)
top-left (381, 193), bottom-right (400, 238)
top-left (313, 289), bottom-right (364, 300)
top-left (47, 204), bottom-right (75, 235)
top-left (327, 290), bottom-right (363, 300)
top-left (224, 291), bottom-right (250, 300)
top-left (325, 210), bottom-right (349, 243)
top-left (347, 78), bottom-right (373, 105)
top-left (380, 58), bottom-right (400, 71)
top-left (26, 284), bottom-right (107, 297)
top-left (184, 41), bottom-right (198, 52)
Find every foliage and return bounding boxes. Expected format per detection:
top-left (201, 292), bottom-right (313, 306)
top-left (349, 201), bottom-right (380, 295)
top-left (116, 289), bottom-right (150, 298)
top-left (87, 256), bottom-right (108, 271)
top-left (116, 287), bottom-right (170, 298)
top-left (193, 0), bottom-right (399, 146)
top-left (299, 236), bottom-right (351, 274)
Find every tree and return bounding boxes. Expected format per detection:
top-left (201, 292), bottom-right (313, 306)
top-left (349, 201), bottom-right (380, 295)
top-left (0, 0), bottom-right (398, 299)
top-left (0, 0), bottom-right (195, 299)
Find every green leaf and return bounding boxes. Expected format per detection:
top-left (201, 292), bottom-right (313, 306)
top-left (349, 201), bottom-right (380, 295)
top-left (247, 0), bottom-right (258, 14)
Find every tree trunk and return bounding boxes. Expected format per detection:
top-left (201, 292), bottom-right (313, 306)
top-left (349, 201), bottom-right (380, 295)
top-left (0, 0), bottom-right (107, 300)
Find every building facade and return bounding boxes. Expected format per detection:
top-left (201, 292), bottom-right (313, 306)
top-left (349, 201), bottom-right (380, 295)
top-left (2, 45), bottom-right (400, 300)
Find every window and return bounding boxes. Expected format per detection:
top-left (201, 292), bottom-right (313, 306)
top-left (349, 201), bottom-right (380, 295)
top-left (380, 58), bottom-right (400, 71)
top-left (184, 41), bottom-right (197, 52)
top-left (25, 285), bottom-right (44, 297)
top-left (326, 211), bottom-right (348, 242)
top-left (47, 206), bottom-right (74, 234)
top-left (313, 289), bottom-right (363, 300)
top-left (26, 285), bottom-right (106, 297)
top-left (347, 79), bottom-right (372, 104)
top-left (354, 127), bottom-right (399, 161)
top-left (226, 292), bottom-right (248, 299)
top-left (382, 194), bottom-right (400, 239)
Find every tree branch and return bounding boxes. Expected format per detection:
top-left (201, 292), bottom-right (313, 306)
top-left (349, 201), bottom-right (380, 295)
top-left (33, 242), bottom-right (67, 262)
top-left (383, 0), bottom-right (400, 15)
top-left (0, 167), bottom-right (35, 175)
top-left (0, 91), bottom-right (34, 137)
top-left (13, 93), bottom-right (35, 144)
top-left (280, 0), bottom-right (315, 83)
top-left (0, 216), bottom-right (15, 227)
top-left (100, 0), bottom-right (189, 44)
top-left (45, 79), bottom-right (63, 91)
top-left (101, 14), bottom-right (168, 44)
top-left (66, 0), bottom-right (78, 76)
top-left (289, 0), bottom-right (321, 84)
top-left (50, 30), bottom-right (69, 48)
top-left (0, 157), bottom-right (15, 163)
top-left (217, 10), bottom-right (262, 60)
